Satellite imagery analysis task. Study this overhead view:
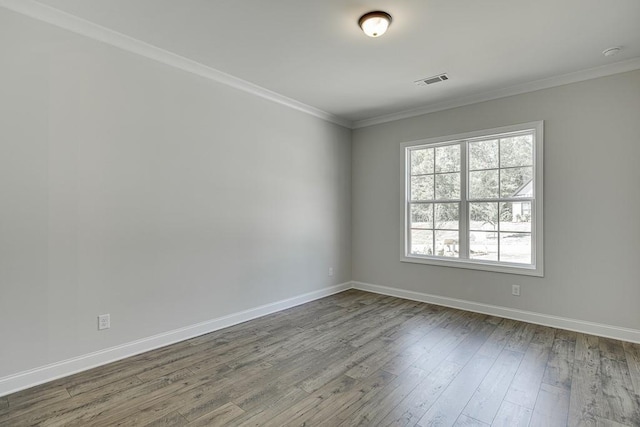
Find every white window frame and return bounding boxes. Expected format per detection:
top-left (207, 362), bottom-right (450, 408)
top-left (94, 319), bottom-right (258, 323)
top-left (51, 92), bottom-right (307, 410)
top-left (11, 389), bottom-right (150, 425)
top-left (400, 121), bottom-right (544, 277)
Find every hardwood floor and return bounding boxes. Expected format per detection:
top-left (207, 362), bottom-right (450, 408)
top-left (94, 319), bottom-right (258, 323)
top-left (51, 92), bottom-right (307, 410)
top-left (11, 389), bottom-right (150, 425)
top-left (1, 290), bottom-right (639, 426)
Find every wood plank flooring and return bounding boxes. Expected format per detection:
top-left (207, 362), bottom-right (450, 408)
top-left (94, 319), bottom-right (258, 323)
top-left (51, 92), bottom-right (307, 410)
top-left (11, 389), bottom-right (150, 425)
top-left (1, 290), bottom-right (639, 426)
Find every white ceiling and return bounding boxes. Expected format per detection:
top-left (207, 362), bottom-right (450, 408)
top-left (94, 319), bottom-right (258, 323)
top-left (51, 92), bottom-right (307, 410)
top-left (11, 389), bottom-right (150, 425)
top-left (27, 0), bottom-right (640, 124)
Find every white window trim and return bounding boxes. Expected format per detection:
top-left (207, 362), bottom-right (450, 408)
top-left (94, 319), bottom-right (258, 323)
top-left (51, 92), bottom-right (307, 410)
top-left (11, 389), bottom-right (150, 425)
top-left (400, 121), bottom-right (544, 277)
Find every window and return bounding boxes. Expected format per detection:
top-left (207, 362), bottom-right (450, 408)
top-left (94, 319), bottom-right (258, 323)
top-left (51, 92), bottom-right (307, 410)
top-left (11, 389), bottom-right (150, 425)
top-left (401, 122), bottom-right (543, 276)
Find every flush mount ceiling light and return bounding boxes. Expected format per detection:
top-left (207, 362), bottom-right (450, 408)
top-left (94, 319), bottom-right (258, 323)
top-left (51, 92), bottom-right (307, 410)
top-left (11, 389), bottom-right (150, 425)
top-left (358, 11), bottom-right (392, 38)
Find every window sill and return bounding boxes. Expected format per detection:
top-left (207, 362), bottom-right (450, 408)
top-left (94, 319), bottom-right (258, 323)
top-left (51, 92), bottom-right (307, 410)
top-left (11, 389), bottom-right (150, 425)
top-left (401, 254), bottom-right (543, 277)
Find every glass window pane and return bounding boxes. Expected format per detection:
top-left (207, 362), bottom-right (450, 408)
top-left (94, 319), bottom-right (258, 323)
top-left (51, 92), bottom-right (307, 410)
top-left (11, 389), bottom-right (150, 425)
top-left (469, 169), bottom-right (499, 199)
top-left (434, 203), bottom-right (459, 230)
top-left (500, 134), bottom-right (533, 167)
top-left (469, 139), bottom-right (498, 170)
top-left (435, 173), bottom-right (460, 200)
top-left (410, 203), bottom-right (433, 229)
top-left (499, 232), bottom-right (532, 264)
top-left (500, 167), bottom-right (533, 198)
top-left (500, 202), bottom-right (532, 232)
top-left (410, 148), bottom-right (434, 175)
top-left (435, 230), bottom-right (459, 257)
top-left (435, 144), bottom-right (460, 173)
top-left (410, 230), bottom-right (433, 256)
top-left (470, 232), bottom-right (498, 261)
top-left (410, 176), bottom-right (434, 201)
top-left (469, 202), bottom-right (498, 231)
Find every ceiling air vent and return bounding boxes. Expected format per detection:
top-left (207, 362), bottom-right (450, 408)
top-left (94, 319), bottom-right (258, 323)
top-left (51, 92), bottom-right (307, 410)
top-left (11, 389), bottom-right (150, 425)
top-left (414, 73), bottom-right (449, 87)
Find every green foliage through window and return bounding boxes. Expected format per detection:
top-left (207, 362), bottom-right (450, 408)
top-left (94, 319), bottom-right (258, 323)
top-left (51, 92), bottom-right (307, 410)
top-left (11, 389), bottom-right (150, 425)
top-left (406, 127), bottom-right (539, 268)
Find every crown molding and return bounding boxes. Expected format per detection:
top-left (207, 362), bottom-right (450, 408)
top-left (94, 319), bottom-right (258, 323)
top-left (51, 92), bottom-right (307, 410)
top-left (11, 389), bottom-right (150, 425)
top-left (3, 1), bottom-right (639, 132)
top-left (0, 0), bottom-right (352, 129)
top-left (352, 57), bottom-right (640, 129)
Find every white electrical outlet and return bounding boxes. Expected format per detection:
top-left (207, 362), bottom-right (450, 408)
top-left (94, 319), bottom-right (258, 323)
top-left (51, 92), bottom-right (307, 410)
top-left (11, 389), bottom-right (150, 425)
top-left (512, 285), bottom-right (521, 296)
top-left (328, 267), bottom-right (334, 277)
top-left (98, 314), bottom-right (110, 330)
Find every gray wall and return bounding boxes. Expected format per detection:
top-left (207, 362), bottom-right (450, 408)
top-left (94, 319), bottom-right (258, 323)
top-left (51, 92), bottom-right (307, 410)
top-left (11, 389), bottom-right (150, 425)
top-left (352, 70), bottom-right (640, 331)
top-left (2, 5), bottom-right (639, 383)
top-left (0, 9), bottom-right (351, 378)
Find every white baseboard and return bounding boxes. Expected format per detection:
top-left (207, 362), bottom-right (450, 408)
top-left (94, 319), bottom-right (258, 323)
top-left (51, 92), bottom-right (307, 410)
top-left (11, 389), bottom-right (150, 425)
top-left (351, 281), bottom-right (640, 344)
top-left (0, 282), bottom-right (351, 397)
top-left (3, 279), bottom-right (638, 397)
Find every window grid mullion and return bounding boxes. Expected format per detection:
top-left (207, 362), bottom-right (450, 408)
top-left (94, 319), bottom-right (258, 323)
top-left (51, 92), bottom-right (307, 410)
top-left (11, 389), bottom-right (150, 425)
top-left (411, 199), bottom-right (464, 204)
top-left (467, 197), bottom-right (534, 203)
top-left (460, 141), bottom-right (469, 260)
top-left (406, 202), bottom-right (411, 256)
top-left (431, 204), bottom-right (436, 255)
top-left (468, 164), bottom-right (532, 173)
top-left (497, 139), bottom-right (502, 260)
top-left (406, 149), bottom-right (412, 256)
top-left (432, 154), bottom-right (436, 252)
